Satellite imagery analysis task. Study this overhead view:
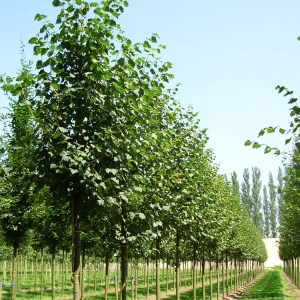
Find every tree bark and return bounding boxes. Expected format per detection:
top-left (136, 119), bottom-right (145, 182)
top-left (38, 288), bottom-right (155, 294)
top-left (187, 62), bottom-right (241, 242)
top-left (71, 194), bottom-right (81, 300)
top-left (175, 228), bottom-right (180, 300)
top-left (121, 200), bottom-right (128, 300)
top-left (156, 238), bottom-right (161, 300)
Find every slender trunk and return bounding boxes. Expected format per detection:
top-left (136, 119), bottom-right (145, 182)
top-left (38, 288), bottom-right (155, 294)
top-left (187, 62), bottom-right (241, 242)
top-left (93, 254), bottom-right (97, 294)
top-left (105, 253), bottom-right (109, 300)
top-left (146, 258), bottom-right (149, 299)
top-left (175, 229), bottom-right (180, 300)
top-left (121, 200), bottom-right (128, 300)
top-left (216, 257), bottom-right (219, 300)
top-left (156, 238), bottom-right (160, 300)
top-left (40, 248), bottom-right (44, 300)
top-left (166, 256), bottom-right (169, 294)
top-left (34, 253), bottom-right (38, 291)
top-left (51, 250), bottom-right (56, 300)
top-left (81, 247), bottom-right (86, 300)
top-left (135, 257), bottom-right (138, 300)
top-left (225, 253), bottom-right (228, 295)
top-left (115, 275), bottom-right (119, 300)
top-left (201, 247), bottom-right (205, 300)
top-left (2, 257), bottom-right (7, 282)
top-left (71, 194), bottom-right (81, 300)
top-left (209, 257), bottom-right (212, 300)
top-left (192, 244), bottom-right (196, 300)
top-left (62, 251), bottom-right (65, 298)
top-left (11, 247), bottom-right (17, 300)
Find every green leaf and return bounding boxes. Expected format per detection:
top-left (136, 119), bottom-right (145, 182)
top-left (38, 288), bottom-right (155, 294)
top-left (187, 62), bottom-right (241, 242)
top-left (105, 168), bottom-right (118, 175)
top-left (52, 83), bottom-right (60, 90)
top-left (288, 98), bottom-right (298, 104)
top-left (70, 169), bottom-right (78, 175)
top-left (266, 127), bottom-right (275, 133)
top-left (36, 60), bottom-right (43, 69)
top-left (34, 14), bottom-right (47, 21)
top-left (34, 46), bottom-right (41, 55)
top-left (58, 127), bottom-right (68, 133)
top-left (28, 37), bottom-right (38, 44)
top-left (285, 138), bottom-right (292, 145)
top-left (124, 1), bottom-right (129, 7)
top-left (50, 164), bottom-right (57, 169)
top-left (75, 0), bottom-right (82, 4)
top-left (264, 146), bottom-right (271, 154)
top-left (279, 128), bottom-right (286, 134)
top-left (252, 142), bottom-right (262, 149)
top-left (151, 35), bottom-right (157, 43)
top-left (138, 213), bottom-right (145, 220)
top-left (244, 140), bottom-right (252, 146)
top-left (52, 0), bottom-right (61, 7)
top-left (19, 100), bottom-right (31, 106)
top-left (134, 186), bottom-right (142, 192)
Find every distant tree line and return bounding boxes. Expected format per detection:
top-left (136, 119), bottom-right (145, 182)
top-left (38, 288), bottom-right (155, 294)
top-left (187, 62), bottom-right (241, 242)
top-left (230, 167), bottom-right (283, 239)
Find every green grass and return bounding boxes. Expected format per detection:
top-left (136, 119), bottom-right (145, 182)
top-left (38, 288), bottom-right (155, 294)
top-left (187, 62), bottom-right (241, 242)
top-left (241, 267), bottom-right (293, 300)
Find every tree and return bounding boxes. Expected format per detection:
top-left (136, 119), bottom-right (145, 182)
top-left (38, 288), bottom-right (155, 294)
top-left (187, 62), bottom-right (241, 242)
top-left (0, 51), bottom-right (35, 300)
top-left (251, 167), bottom-right (263, 236)
top-left (241, 168), bottom-right (251, 216)
top-left (231, 171), bottom-right (240, 201)
top-left (277, 167), bottom-right (284, 221)
top-left (268, 172), bottom-right (277, 238)
top-left (262, 186), bottom-right (270, 238)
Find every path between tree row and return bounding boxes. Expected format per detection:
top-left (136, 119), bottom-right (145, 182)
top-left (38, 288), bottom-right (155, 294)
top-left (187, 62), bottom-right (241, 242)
top-left (225, 267), bottom-right (300, 300)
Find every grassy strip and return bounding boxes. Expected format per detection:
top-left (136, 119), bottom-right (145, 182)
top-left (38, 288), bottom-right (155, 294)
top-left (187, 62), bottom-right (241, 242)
top-left (241, 267), bottom-right (293, 300)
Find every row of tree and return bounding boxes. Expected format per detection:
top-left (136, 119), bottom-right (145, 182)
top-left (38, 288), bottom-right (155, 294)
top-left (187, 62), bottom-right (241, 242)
top-left (231, 167), bottom-right (283, 239)
top-left (0, 1), bottom-right (267, 300)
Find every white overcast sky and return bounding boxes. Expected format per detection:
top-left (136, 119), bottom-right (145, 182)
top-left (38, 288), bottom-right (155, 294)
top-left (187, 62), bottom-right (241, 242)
top-left (1, 1), bottom-right (300, 185)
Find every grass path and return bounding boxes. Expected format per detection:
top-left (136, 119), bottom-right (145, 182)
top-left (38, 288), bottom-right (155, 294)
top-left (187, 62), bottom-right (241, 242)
top-left (237, 267), bottom-right (294, 300)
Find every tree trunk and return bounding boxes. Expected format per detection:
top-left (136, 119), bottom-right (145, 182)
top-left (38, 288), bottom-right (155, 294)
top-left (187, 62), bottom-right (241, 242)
top-left (105, 253), bottom-right (109, 300)
top-left (81, 247), bottom-right (86, 300)
top-left (216, 256), bottom-right (219, 300)
top-left (146, 258), bottom-right (149, 299)
top-left (166, 256), bottom-right (169, 294)
top-left (71, 194), bottom-right (81, 300)
top-left (121, 200), bottom-right (128, 300)
top-left (40, 248), bottom-right (44, 300)
top-left (192, 244), bottom-right (196, 300)
top-left (201, 248), bottom-right (205, 300)
top-left (175, 229), bottom-right (180, 300)
top-left (62, 251), bottom-right (65, 298)
top-left (156, 238), bottom-right (161, 300)
top-left (11, 247), bottom-right (17, 300)
top-left (51, 250), bottom-right (56, 300)
top-left (209, 257), bottom-right (212, 300)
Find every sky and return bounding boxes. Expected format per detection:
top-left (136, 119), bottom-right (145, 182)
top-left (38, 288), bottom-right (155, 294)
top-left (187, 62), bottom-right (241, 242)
top-left (1, 1), bottom-right (300, 185)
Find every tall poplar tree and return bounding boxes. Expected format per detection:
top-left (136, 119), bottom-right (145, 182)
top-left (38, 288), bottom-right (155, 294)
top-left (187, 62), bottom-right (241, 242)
top-left (231, 171), bottom-right (240, 201)
top-left (241, 168), bottom-right (251, 217)
top-left (251, 167), bottom-right (263, 235)
top-left (277, 167), bottom-right (284, 222)
top-left (268, 172), bottom-right (277, 238)
top-left (262, 185), bottom-right (270, 238)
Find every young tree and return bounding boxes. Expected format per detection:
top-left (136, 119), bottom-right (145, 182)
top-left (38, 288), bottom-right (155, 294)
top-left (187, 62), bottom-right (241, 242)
top-left (1, 1), bottom-right (189, 299)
